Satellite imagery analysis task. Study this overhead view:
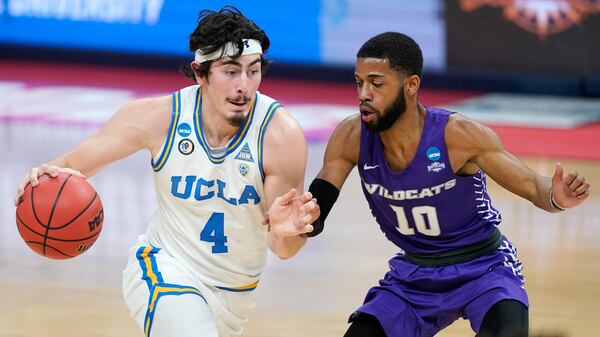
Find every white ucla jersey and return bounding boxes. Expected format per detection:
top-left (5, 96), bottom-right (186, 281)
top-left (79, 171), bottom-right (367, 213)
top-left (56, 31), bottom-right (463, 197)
top-left (146, 85), bottom-right (281, 290)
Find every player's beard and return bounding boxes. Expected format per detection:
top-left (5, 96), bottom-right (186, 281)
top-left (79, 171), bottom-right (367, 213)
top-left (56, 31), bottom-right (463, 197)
top-left (227, 95), bottom-right (252, 127)
top-left (365, 87), bottom-right (406, 132)
top-left (228, 113), bottom-right (246, 127)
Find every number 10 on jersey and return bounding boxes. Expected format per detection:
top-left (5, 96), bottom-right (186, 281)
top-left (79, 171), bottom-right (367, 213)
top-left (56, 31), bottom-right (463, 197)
top-left (200, 212), bottom-right (228, 253)
top-left (390, 205), bottom-right (441, 236)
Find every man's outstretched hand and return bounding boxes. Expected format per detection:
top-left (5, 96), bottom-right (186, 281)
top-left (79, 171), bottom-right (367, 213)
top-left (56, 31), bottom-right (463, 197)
top-left (266, 188), bottom-right (320, 238)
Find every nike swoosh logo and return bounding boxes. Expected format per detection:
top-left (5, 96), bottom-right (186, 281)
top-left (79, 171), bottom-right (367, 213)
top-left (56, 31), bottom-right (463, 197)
top-left (363, 164), bottom-right (379, 170)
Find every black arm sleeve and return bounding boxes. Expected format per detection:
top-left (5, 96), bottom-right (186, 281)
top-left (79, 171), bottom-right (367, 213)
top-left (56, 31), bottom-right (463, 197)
top-left (306, 178), bottom-right (340, 237)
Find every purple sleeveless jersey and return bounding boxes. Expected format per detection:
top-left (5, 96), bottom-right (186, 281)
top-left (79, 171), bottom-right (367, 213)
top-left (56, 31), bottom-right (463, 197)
top-left (358, 107), bottom-right (501, 254)
top-left (352, 108), bottom-right (528, 336)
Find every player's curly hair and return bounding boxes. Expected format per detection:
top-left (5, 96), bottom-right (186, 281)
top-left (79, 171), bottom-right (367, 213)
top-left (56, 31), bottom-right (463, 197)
top-left (357, 32), bottom-right (423, 77)
top-left (180, 6), bottom-right (271, 81)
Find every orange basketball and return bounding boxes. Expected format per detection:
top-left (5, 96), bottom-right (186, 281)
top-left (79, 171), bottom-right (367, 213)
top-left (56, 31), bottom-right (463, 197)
top-left (15, 172), bottom-right (104, 259)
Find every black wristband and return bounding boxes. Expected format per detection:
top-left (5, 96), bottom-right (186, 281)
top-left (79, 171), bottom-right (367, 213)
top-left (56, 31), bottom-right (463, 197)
top-left (307, 178), bottom-right (340, 237)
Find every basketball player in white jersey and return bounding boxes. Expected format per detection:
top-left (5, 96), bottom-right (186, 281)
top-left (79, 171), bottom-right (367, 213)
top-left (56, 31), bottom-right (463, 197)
top-left (15, 6), bottom-right (320, 337)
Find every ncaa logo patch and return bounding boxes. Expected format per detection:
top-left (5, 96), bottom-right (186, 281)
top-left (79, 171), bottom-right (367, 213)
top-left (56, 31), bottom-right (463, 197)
top-left (426, 146), bottom-right (441, 161)
top-left (178, 138), bottom-right (194, 155)
top-left (238, 163), bottom-right (250, 177)
top-left (177, 123), bottom-right (192, 137)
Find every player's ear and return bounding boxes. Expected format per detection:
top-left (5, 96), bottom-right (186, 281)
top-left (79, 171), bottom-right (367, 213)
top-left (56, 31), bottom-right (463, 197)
top-left (191, 61), bottom-right (208, 85)
top-left (404, 74), bottom-right (420, 97)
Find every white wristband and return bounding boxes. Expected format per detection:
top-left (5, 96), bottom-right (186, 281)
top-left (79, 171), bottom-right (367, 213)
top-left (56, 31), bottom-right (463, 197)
top-left (549, 190), bottom-right (566, 211)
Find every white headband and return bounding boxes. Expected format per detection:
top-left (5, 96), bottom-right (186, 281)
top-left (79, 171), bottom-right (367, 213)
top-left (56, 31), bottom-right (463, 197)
top-left (194, 39), bottom-right (263, 63)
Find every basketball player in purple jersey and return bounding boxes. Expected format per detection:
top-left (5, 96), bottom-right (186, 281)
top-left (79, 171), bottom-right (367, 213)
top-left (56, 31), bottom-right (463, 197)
top-left (305, 32), bottom-right (590, 337)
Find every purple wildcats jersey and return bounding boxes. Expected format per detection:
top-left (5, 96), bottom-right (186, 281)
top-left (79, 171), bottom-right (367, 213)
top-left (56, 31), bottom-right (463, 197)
top-left (358, 107), bottom-right (501, 254)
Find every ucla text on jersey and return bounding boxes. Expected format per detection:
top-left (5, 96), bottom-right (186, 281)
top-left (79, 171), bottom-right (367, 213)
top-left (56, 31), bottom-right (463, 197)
top-left (171, 176), bottom-right (261, 205)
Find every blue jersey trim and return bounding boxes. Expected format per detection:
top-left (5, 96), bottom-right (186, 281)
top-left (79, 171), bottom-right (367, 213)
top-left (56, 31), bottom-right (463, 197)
top-left (136, 245), bottom-right (206, 337)
top-left (257, 102), bottom-right (281, 180)
top-left (215, 280), bottom-right (259, 292)
top-left (136, 246), bottom-right (164, 289)
top-left (144, 283), bottom-right (206, 337)
top-left (151, 91), bottom-right (181, 172)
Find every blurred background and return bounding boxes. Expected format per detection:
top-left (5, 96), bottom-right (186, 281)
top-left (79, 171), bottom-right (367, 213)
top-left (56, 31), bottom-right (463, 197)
top-left (0, 1), bottom-right (599, 337)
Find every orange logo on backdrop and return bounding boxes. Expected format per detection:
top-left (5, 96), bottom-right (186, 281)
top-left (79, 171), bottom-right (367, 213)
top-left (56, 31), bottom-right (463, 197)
top-left (460, 0), bottom-right (600, 37)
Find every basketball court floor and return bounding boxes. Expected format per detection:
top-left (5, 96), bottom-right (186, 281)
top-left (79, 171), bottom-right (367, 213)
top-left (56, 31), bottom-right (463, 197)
top-left (1, 60), bottom-right (599, 337)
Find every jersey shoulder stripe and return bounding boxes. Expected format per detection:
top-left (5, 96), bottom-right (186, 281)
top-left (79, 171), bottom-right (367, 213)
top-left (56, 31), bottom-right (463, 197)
top-left (152, 90), bottom-right (181, 172)
top-left (257, 101), bottom-right (282, 179)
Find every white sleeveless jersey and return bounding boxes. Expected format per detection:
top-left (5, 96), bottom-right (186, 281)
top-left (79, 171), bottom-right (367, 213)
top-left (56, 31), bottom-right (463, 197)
top-left (146, 85), bottom-right (281, 290)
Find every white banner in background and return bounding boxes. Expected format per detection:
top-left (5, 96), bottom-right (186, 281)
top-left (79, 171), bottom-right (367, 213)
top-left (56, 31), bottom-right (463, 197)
top-left (7, 0), bottom-right (165, 24)
top-left (320, 0), bottom-right (446, 70)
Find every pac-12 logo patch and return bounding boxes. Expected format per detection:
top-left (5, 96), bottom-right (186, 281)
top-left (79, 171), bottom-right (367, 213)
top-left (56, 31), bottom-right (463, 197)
top-left (238, 163), bottom-right (250, 177)
top-left (177, 123), bottom-right (192, 137)
top-left (178, 139), bottom-right (194, 155)
top-left (426, 146), bottom-right (441, 161)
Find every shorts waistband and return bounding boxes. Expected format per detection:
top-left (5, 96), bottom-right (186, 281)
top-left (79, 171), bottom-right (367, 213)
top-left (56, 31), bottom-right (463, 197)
top-left (404, 227), bottom-right (502, 267)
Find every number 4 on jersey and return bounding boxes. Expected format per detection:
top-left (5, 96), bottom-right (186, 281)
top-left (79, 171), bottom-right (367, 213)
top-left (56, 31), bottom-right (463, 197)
top-left (200, 212), bottom-right (228, 253)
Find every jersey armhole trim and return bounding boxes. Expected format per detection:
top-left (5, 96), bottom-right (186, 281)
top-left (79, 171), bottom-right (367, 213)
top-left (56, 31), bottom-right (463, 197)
top-left (152, 91), bottom-right (181, 172)
top-left (257, 101), bottom-right (282, 180)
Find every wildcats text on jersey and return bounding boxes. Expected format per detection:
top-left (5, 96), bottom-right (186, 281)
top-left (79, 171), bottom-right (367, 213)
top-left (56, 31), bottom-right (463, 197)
top-left (171, 176), bottom-right (261, 205)
top-left (363, 179), bottom-right (457, 201)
